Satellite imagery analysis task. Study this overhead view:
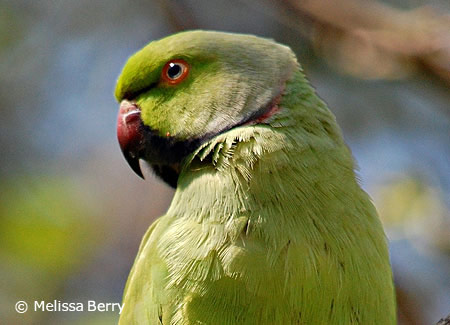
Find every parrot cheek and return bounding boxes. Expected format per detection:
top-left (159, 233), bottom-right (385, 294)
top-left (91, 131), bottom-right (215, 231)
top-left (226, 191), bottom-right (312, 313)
top-left (117, 100), bottom-right (201, 186)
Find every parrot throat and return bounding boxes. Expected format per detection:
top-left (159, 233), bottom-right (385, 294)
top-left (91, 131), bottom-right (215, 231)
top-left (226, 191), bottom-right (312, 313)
top-left (139, 125), bottom-right (201, 187)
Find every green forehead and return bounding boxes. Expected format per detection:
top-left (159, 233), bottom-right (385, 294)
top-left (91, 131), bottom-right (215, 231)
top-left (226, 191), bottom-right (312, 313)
top-left (114, 30), bottom-right (284, 101)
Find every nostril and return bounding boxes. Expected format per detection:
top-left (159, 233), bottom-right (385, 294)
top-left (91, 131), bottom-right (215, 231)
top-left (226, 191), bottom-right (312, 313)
top-left (119, 100), bottom-right (140, 114)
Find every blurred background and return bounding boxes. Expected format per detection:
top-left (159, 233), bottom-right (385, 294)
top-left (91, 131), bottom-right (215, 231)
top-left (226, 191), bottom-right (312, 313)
top-left (0, 0), bottom-right (449, 324)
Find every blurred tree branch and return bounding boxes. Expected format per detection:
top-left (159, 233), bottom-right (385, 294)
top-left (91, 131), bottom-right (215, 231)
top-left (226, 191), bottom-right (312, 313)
top-left (160, 0), bottom-right (449, 84)
top-left (436, 313), bottom-right (450, 325)
top-left (395, 285), bottom-right (425, 325)
top-left (276, 0), bottom-right (450, 84)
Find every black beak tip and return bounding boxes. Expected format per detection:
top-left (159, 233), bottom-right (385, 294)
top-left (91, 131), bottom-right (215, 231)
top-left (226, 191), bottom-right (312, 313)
top-left (123, 151), bottom-right (145, 179)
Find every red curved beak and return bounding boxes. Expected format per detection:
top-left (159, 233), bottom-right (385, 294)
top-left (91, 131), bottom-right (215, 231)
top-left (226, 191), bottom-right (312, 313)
top-left (117, 100), bottom-right (145, 178)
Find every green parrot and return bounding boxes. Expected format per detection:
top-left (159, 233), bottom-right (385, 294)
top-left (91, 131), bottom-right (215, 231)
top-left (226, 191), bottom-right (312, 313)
top-left (115, 30), bottom-right (396, 324)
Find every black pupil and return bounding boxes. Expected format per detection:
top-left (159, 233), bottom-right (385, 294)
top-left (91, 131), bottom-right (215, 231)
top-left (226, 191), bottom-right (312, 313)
top-left (167, 63), bottom-right (182, 79)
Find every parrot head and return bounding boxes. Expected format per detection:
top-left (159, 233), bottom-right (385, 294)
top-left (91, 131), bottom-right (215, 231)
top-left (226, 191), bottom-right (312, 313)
top-left (116, 31), bottom-right (297, 187)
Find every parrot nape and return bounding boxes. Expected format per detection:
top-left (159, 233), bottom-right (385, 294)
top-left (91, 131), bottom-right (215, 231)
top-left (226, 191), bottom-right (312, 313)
top-left (115, 30), bottom-right (396, 324)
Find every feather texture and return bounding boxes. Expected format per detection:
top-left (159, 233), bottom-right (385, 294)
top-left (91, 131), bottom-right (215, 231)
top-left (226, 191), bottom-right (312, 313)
top-left (117, 31), bottom-right (396, 324)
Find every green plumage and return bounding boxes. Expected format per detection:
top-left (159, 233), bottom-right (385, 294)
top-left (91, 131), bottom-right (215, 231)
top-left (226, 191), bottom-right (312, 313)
top-left (116, 31), bottom-right (396, 324)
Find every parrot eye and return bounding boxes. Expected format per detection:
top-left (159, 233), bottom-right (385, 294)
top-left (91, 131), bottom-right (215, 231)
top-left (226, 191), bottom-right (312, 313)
top-left (161, 59), bottom-right (189, 85)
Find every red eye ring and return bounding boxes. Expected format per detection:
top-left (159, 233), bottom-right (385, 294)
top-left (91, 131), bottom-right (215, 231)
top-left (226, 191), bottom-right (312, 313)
top-left (161, 59), bottom-right (189, 85)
